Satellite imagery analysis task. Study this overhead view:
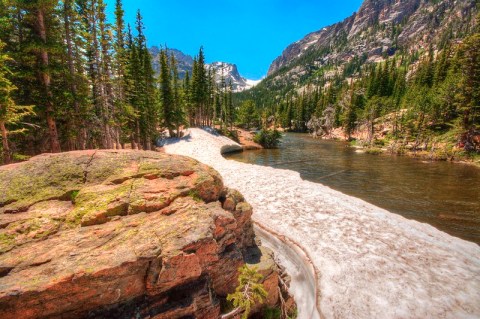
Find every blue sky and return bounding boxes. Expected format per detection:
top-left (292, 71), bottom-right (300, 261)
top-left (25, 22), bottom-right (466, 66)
top-left (105, 0), bottom-right (364, 80)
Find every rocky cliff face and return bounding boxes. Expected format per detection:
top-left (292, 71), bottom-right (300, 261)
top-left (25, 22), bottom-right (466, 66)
top-left (268, 0), bottom-right (477, 77)
top-left (150, 47), bottom-right (194, 79)
top-left (0, 150), bottom-right (279, 318)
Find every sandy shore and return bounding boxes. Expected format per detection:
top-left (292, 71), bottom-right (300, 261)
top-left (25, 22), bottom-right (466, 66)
top-left (165, 128), bottom-right (480, 319)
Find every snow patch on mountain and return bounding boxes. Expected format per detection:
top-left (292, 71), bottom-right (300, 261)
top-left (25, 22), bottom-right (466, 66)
top-left (207, 61), bottom-right (261, 92)
top-left (149, 47), bottom-right (261, 92)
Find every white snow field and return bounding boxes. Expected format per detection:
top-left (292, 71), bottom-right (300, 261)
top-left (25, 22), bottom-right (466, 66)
top-left (164, 128), bottom-right (480, 319)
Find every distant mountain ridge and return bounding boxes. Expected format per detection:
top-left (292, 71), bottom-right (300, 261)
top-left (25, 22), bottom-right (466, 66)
top-left (206, 62), bottom-right (261, 92)
top-left (150, 47), bottom-right (194, 80)
top-left (267, 0), bottom-right (477, 78)
top-left (149, 47), bottom-right (259, 92)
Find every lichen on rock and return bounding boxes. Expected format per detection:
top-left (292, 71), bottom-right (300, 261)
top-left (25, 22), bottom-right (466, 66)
top-left (0, 150), bottom-right (280, 319)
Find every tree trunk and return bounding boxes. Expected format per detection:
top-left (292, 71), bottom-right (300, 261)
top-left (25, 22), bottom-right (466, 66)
top-left (36, 6), bottom-right (61, 153)
top-left (99, 2), bottom-right (115, 149)
top-left (63, 0), bottom-right (85, 150)
top-left (135, 120), bottom-right (141, 149)
top-left (0, 120), bottom-right (11, 164)
top-left (131, 134), bottom-right (137, 150)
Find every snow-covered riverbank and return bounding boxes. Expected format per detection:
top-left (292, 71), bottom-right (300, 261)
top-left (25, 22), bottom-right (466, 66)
top-left (165, 128), bottom-right (480, 319)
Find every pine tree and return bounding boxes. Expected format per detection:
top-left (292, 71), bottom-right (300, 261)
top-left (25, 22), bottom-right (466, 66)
top-left (121, 12), bottom-right (158, 149)
top-left (191, 47), bottom-right (208, 126)
top-left (114, 0), bottom-right (127, 104)
top-left (159, 49), bottom-right (174, 137)
top-left (226, 265), bottom-right (268, 319)
top-left (457, 33), bottom-right (480, 127)
top-left (20, 0), bottom-right (61, 153)
top-left (183, 71), bottom-right (193, 125)
top-left (227, 80), bottom-right (234, 130)
top-left (63, 0), bottom-right (89, 150)
top-left (0, 40), bottom-right (34, 164)
top-left (344, 82), bottom-right (358, 140)
top-left (125, 23), bottom-right (140, 149)
top-left (98, 0), bottom-right (116, 149)
top-left (171, 53), bottom-right (185, 136)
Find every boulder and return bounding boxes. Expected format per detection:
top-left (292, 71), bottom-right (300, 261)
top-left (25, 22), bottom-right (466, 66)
top-left (244, 246), bottom-right (280, 311)
top-left (0, 150), bottom-right (266, 318)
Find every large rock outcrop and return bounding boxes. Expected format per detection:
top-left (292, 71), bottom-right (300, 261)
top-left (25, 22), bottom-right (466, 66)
top-left (0, 150), bottom-right (276, 318)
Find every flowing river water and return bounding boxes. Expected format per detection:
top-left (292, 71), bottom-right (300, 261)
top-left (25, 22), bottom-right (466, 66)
top-left (225, 133), bottom-right (480, 245)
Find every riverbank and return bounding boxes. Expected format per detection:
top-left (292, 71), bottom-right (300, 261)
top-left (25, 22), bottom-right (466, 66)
top-left (348, 139), bottom-right (480, 167)
top-left (165, 128), bottom-right (480, 319)
top-left (307, 122), bottom-right (480, 167)
top-left (227, 132), bottom-right (480, 244)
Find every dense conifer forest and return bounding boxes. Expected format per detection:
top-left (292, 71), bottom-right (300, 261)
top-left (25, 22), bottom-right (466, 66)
top-left (1, 1), bottom-right (479, 165)
top-left (236, 12), bottom-right (480, 159)
top-left (0, 0), bottom-right (236, 164)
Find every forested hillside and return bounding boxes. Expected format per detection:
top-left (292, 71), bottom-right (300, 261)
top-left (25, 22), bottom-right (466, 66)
top-left (1, 0), bottom-right (479, 165)
top-left (0, 0), bottom-right (236, 164)
top-left (236, 0), bottom-right (480, 159)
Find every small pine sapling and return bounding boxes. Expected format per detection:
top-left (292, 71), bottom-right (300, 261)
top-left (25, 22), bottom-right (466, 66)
top-left (227, 265), bottom-right (268, 319)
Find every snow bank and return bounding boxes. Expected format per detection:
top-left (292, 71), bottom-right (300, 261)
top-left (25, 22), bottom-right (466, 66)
top-left (164, 128), bottom-right (480, 319)
top-left (255, 224), bottom-right (320, 319)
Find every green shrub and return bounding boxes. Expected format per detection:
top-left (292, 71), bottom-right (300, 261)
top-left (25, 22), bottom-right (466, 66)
top-left (12, 153), bottom-right (31, 162)
top-left (365, 147), bottom-right (383, 155)
top-left (218, 128), bottom-right (239, 143)
top-left (263, 307), bottom-right (281, 319)
top-left (254, 130), bottom-right (282, 149)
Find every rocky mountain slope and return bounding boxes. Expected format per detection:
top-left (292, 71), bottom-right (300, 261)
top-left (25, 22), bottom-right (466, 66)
top-left (266, 0), bottom-right (477, 87)
top-left (149, 47), bottom-right (259, 91)
top-left (150, 47), bottom-right (194, 79)
top-left (0, 150), bottom-right (282, 318)
top-left (207, 61), bottom-right (260, 92)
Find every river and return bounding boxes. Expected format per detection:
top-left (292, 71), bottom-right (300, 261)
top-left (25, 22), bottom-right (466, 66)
top-left (225, 133), bottom-right (480, 244)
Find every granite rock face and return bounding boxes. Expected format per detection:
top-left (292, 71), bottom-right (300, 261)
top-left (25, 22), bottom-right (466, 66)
top-left (0, 150), bottom-right (277, 318)
top-left (268, 0), bottom-right (477, 76)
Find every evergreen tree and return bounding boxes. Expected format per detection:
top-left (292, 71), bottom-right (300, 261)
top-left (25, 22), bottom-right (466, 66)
top-left (237, 100), bottom-right (258, 129)
top-left (125, 23), bottom-right (140, 149)
top-left (63, 0), bottom-right (88, 150)
top-left (170, 53), bottom-right (185, 136)
top-left (98, 0), bottom-right (116, 149)
top-left (19, 0), bottom-right (62, 153)
top-left (227, 80), bottom-right (234, 130)
top-left (183, 70), bottom-right (192, 125)
top-left (344, 83), bottom-right (359, 140)
top-left (159, 49), bottom-right (174, 137)
top-left (191, 47), bottom-right (208, 126)
top-left (457, 33), bottom-right (480, 127)
top-left (226, 265), bottom-right (268, 319)
top-left (0, 40), bottom-right (34, 164)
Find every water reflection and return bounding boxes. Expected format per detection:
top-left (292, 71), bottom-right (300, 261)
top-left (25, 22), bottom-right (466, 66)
top-left (226, 133), bottom-right (480, 244)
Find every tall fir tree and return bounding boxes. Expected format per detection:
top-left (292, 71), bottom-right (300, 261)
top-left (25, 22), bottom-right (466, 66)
top-left (159, 49), bottom-right (174, 137)
top-left (20, 0), bottom-right (62, 152)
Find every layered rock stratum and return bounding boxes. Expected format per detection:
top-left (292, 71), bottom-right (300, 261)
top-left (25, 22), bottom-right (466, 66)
top-left (0, 150), bottom-right (278, 318)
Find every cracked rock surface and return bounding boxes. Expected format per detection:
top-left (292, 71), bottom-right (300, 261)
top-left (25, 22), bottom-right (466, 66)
top-left (0, 150), bottom-right (259, 319)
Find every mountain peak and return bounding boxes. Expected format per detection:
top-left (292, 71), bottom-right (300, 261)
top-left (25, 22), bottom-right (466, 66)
top-left (207, 62), bottom-right (259, 92)
top-left (149, 48), bottom-right (260, 92)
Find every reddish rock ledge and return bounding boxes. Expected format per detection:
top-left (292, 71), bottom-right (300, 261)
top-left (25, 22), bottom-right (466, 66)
top-left (0, 150), bottom-right (280, 318)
